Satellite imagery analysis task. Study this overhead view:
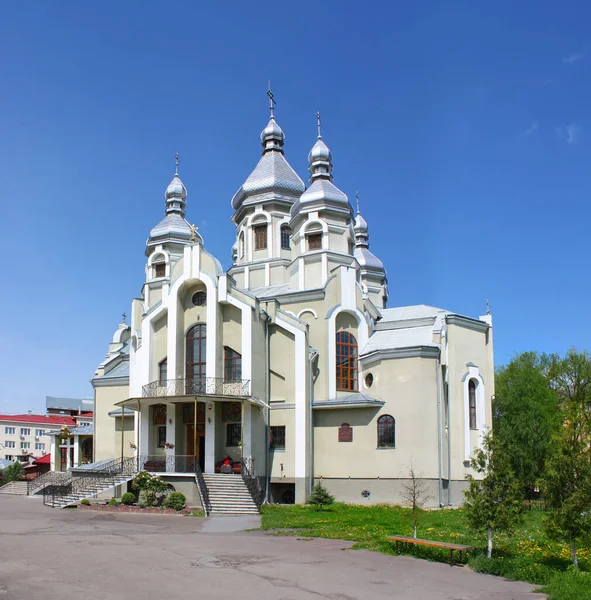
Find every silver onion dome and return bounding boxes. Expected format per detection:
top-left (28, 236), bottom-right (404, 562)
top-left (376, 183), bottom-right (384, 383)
top-left (165, 174), bottom-right (187, 201)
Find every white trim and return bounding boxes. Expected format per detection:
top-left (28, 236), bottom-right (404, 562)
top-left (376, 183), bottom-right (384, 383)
top-left (328, 306), bottom-right (369, 398)
top-left (462, 365), bottom-right (485, 461)
top-left (297, 308), bottom-right (318, 320)
top-left (275, 316), bottom-right (307, 480)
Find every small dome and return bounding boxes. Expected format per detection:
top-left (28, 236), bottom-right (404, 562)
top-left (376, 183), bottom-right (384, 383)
top-left (165, 174), bottom-right (187, 200)
top-left (354, 212), bottom-right (368, 234)
top-left (260, 117), bottom-right (285, 144)
top-left (308, 137), bottom-right (332, 164)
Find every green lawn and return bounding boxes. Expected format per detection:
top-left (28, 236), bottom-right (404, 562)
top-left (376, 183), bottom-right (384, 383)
top-left (260, 503), bottom-right (591, 600)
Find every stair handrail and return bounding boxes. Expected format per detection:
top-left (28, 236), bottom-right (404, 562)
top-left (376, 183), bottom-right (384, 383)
top-left (194, 460), bottom-right (211, 515)
top-left (241, 456), bottom-right (263, 507)
top-left (43, 457), bottom-right (139, 507)
top-left (28, 471), bottom-right (71, 495)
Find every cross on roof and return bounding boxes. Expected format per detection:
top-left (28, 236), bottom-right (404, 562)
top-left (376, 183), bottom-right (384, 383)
top-left (174, 152), bottom-right (180, 175)
top-left (266, 81), bottom-right (276, 117)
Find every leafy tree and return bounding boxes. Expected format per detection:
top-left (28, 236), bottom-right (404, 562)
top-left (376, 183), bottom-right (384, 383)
top-left (401, 458), bottom-right (433, 538)
top-left (308, 482), bottom-right (335, 510)
top-left (494, 352), bottom-right (559, 497)
top-left (542, 352), bottom-right (591, 570)
top-left (2, 461), bottom-right (25, 482)
top-left (463, 432), bottom-right (524, 558)
top-left (548, 349), bottom-right (591, 435)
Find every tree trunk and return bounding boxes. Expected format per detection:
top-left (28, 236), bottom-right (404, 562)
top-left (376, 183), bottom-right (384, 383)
top-left (413, 520), bottom-right (417, 539)
top-left (487, 527), bottom-right (493, 559)
top-left (571, 540), bottom-right (579, 570)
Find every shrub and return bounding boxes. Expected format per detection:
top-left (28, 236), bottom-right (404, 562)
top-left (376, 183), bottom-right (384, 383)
top-left (307, 482), bottom-right (335, 510)
top-left (132, 471), bottom-right (169, 507)
top-left (138, 501), bottom-right (146, 509)
top-left (174, 503), bottom-right (185, 512)
top-left (2, 462), bottom-right (25, 482)
top-left (541, 569), bottom-right (591, 600)
top-left (121, 492), bottom-right (136, 506)
top-left (80, 499), bottom-right (91, 506)
top-left (163, 491), bottom-right (187, 509)
top-left (108, 497), bottom-right (120, 507)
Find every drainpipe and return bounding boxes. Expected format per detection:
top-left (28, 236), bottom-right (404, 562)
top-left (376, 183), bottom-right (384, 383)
top-left (308, 348), bottom-right (318, 497)
top-left (436, 354), bottom-right (443, 508)
top-left (447, 379), bottom-right (451, 506)
top-left (263, 309), bottom-right (271, 504)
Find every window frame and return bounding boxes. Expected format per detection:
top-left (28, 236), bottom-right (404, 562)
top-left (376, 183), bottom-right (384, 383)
top-left (157, 425), bottom-right (167, 448)
top-left (186, 323), bottom-right (207, 393)
top-left (35, 429), bottom-right (45, 437)
top-left (307, 232), bottom-right (322, 251)
top-left (377, 415), bottom-right (396, 448)
top-left (336, 331), bottom-right (358, 391)
top-left (270, 426), bottom-right (286, 450)
top-left (239, 231), bottom-right (245, 259)
top-left (5, 441), bottom-right (15, 449)
top-left (224, 347), bottom-right (242, 381)
top-left (154, 262), bottom-right (166, 278)
top-left (20, 428), bottom-right (31, 436)
top-left (280, 225), bottom-right (291, 250)
top-left (254, 224), bottom-right (268, 250)
top-left (35, 442), bottom-right (45, 451)
top-left (226, 423), bottom-right (242, 447)
top-left (469, 379), bottom-right (477, 430)
top-left (5, 427), bottom-right (15, 435)
top-left (20, 442), bottom-right (31, 450)
top-left (159, 358), bottom-right (168, 385)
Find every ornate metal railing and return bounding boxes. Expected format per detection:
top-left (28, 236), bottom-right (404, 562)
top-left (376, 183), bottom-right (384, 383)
top-left (138, 455), bottom-right (199, 473)
top-left (194, 462), bottom-right (211, 516)
top-left (142, 377), bottom-right (250, 398)
top-left (42, 457), bottom-right (138, 507)
top-left (28, 471), bottom-right (71, 495)
top-left (241, 456), bottom-right (263, 508)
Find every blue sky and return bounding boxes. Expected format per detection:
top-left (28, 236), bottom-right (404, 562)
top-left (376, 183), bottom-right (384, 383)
top-left (1, 2), bottom-right (589, 413)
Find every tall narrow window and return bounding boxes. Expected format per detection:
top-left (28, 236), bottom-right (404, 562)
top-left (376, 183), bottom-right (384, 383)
top-left (186, 324), bottom-right (207, 394)
top-left (377, 415), bottom-right (395, 448)
top-left (159, 358), bottom-right (167, 385)
top-left (307, 233), bottom-right (322, 251)
top-left (254, 224), bottom-right (267, 250)
top-left (469, 379), bottom-right (477, 429)
top-left (281, 225), bottom-right (291, 250)
top-left (270, 426), bottom-right (286, 449)
top-left (224, 347), bottom-right (242, 381)
top-left (154, 262), bottom-right (166, 278)
top-left (336, 331), bottom-right (358, 391)
top-left (239, 231), bottom-right (245, 259)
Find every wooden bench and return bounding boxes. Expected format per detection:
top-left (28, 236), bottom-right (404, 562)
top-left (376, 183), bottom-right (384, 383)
top-left (388, 535), bottom-right (473, 566)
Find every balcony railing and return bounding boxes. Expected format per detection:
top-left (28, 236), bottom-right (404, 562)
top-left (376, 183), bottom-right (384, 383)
top-left (142, 377), bottom-right (250, 398)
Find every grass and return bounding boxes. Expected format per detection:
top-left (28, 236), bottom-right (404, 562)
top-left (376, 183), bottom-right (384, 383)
top-left (260, 503), bottom-right (591, 599)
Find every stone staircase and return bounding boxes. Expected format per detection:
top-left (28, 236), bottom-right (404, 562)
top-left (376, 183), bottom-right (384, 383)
top-left (44, 473), bottom-right (135, 508)
top-left (0, 481), bottom-right (29, 495)
top-left (201, 474), bottom-right (260, 515)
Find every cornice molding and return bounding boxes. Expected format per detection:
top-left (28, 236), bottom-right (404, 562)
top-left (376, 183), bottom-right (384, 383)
top-left (360, 345), bottom-right (440, 366)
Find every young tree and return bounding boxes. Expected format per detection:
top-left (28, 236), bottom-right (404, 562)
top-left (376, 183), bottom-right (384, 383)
top-left (494, 352), bottom-right (559, 497)
top-left (463, 433), bottom-right (524, 558)
top-left (2, 461), bottom-right (25, 482)
top-left (401, 458), bottom-right (433, 538)
top-left (542, 394), bottom-right (591, 569)
top-left (308, 482), bottom-right (335, 510)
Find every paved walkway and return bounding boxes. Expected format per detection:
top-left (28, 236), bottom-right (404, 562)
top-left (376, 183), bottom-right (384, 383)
top-left (0, 495), bottom-right (544, 599)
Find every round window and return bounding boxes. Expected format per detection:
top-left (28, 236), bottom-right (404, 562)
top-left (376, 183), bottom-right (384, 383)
top-left (365, 373), bottom-right (374, 388)
top-left (192, 291), bottom-right (206, 306)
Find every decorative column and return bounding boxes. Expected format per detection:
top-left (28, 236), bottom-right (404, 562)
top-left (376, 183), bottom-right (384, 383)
top-left (50, 437), bottom-right (55, 471)
top-left (205, 401), bottom-right (216, 473)
top-left (73, 435), bottom-right (80, 468)
top-left (166, 403), bottom-right (177, 472)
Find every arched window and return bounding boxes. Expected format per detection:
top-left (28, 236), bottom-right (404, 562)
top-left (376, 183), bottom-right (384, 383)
top-left (336, 331), bottom-right (358, 391)
top-left (377, 415), bottom-right (395, 448)
top-left (280, 225), bottom-right (291, 250)
top-left (239, 232), bottom-right (245, 259)
top-left (469, 379), bottom-right (477, 429)
top-left (224, 347), bottom-right (242, 381)
top-left (159, 358), bottom-right (167, 385)
top-left (186, 324), bottom-right (206, 394)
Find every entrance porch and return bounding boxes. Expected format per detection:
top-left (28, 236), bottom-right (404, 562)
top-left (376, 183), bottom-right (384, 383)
top-left (115, 377), bottom-right (267, 477)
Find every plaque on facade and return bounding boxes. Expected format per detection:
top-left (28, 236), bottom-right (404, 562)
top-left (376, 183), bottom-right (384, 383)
top-left (338, 423), bottom-right (353, 442)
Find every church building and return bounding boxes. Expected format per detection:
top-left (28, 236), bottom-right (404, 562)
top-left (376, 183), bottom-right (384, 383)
top-left (90, 100), bottom-right (494, 510)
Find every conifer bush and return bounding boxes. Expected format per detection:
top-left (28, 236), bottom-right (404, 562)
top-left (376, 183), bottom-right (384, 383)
top-left (307, 482), bottom-right (335, 510)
